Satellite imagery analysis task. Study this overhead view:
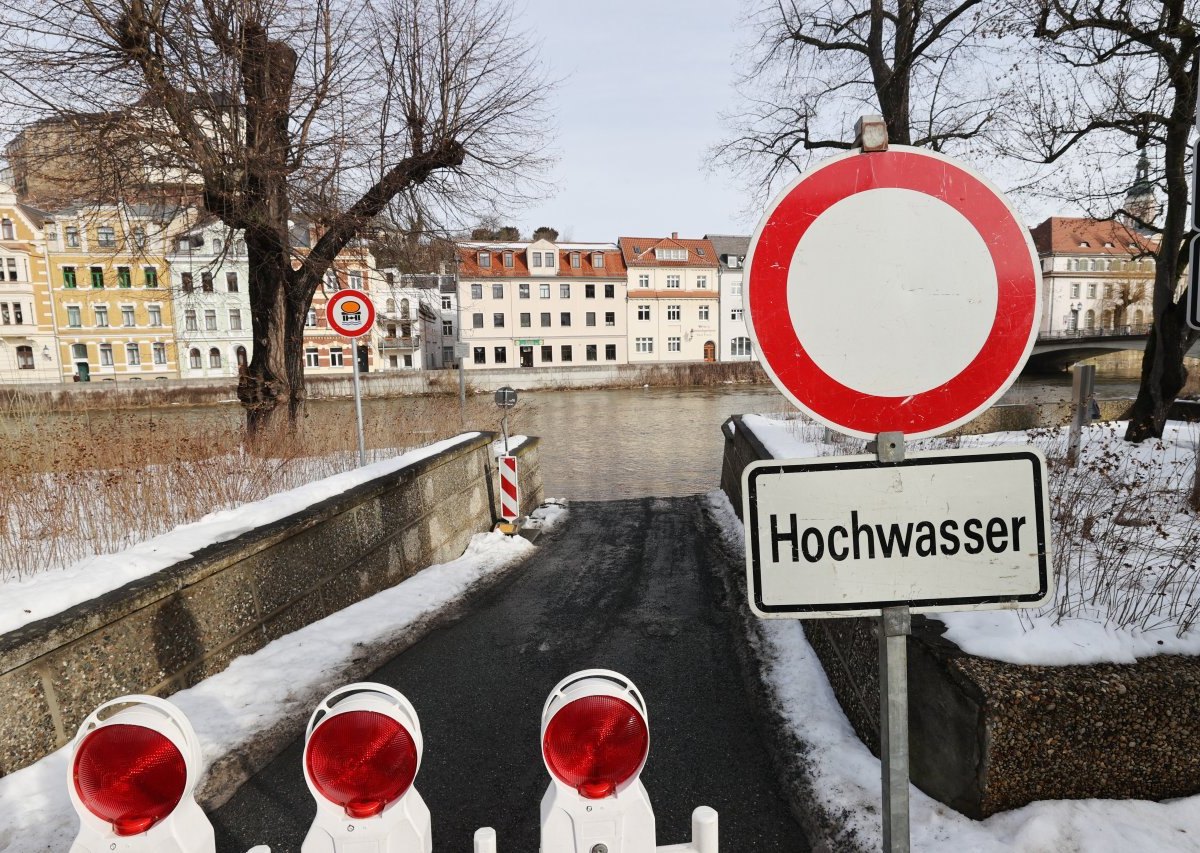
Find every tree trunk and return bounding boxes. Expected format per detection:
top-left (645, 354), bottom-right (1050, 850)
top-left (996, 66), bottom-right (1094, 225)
top-left (238, 236), bottom-right (299, 436)
top-left (1124, 300), bottom-right (1190, 441)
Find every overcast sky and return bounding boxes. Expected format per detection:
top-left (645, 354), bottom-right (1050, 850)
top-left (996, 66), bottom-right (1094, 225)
top-left (511, 0), bottom-right (750, 243)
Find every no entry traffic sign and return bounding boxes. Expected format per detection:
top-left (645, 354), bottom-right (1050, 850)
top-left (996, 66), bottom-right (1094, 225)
top-left (745, 147), bottom-right (1041, 439)
top-left (326, 289), bottom-right (376, 338)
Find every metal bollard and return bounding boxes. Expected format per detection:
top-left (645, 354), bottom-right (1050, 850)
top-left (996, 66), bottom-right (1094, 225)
top-left (473, 827), bottom-right (497, 853)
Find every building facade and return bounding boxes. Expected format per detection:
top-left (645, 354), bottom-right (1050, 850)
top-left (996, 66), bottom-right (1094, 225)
top-left (0, 184), bottom-right (61, 382)
top-left (706, 234), bottom-right (755, 361)
top-left (456, 240), bottom-right (628, 370)
top-left (618, 235), bottom-right (720, 363)
top-left (375, 272), bottom-right (454, 370)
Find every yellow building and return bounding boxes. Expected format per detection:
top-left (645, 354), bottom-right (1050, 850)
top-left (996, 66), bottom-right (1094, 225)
top-left (0, 183), bottom-right (61, 382)
top-left (45, 204), bottom-right (183, 381)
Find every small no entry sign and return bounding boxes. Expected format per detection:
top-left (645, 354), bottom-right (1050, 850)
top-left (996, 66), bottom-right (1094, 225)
top-left (326, 289), bottom-right (376, 338)
top-left (745, 146), bottom-right (1042, 439)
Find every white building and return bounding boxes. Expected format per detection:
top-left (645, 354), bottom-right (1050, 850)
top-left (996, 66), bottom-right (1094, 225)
top-left (618, 234), bottom-right (720, 363)
top-left (374, 271), bottom-right (451, 370)
top-left (706, 234), bottom-right (755, 361)
top-left (456, 239), bottom-right (628, 369)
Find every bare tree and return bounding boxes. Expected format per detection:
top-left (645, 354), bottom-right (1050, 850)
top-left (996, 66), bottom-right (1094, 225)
top-left (717, 0), bottom-right (1011, 191)
top-left (1013, 1), bottom-right (1199, 441)
top-left (0, 0), bottom-right (550, 433)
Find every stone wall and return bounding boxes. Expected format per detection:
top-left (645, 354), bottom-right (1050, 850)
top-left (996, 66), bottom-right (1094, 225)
top-left (721, 413), bottom-right (1200, 818)
top-left (0, 432), bottom-right (542, 776)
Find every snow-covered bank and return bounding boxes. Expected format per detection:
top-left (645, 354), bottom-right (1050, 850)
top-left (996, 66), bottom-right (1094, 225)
top-left (740, 414), bottom-right (1200, 666)
top-left (0, 501), bottom-right (566, 853)
top-left (705, 489), bottom-right (1200, 852)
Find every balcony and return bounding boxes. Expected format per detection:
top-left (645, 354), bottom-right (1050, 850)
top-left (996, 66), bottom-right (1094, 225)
top-left (380, 336), bottom-right (418, 350)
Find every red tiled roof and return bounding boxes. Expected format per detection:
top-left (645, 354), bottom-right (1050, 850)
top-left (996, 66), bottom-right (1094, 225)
top-left (1030, 217), bottom-right (1158, 257)
top-left (457, 244), bottom-right (626, 278)
top-left (618, 236), bottom-right (719, 267)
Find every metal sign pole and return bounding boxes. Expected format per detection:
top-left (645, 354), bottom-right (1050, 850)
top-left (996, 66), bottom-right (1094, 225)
top-left (351, 339), bottom-right (366, 466)
top-left (875, 430), bottom-right (910, 853)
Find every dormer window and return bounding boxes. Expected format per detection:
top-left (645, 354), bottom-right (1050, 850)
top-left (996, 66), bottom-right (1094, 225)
top-left (592, 252), bottom-right (604, 268)
top-left (571, 252), bottom-right (581, 268)
top-left (479, 250), bottom-right (491, 268)
top-left (1103, 241), bottom-right (1114, 248)
top-left (504, 251), bottom-right (514, 268)
top-left (654, 247), bottom-right (687, 261)
top-left (531, 251), bottom-right (542, 267)
top-left (1078, 241), bottom-right (1090, 247)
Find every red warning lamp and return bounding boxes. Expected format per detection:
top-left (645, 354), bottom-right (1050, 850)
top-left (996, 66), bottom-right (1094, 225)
top-left (542, 694), bottom-right (649, 799)
top-left (305, 709), bottom-right (418, 818)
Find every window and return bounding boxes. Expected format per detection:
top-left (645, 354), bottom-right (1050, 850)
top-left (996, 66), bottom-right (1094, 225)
top-left (306, 309), bottom-right (317, 327)
top-left (1104, 283), bottom-right (1113, 298)
top-left (0, 219), bottom-right (13, 240)
top-left (443, 345), bottom-right (454, 364)
top-left (540, 312), bottom-right (551, 327)
top-left (229, 309), bottom-right (242, 331)
top-left (731, 337), bottom-right (752, 357)
top-left (474, 347), bottom-right (486, 364)
top-left (520, 313), bottom-right (531, 328)
top-left (493, 313), bottom-right (505, 328)
top-left (443, 320), bottom-right (454, 335)
top-left (667, 304), bottom-right (681, 321)
top-left (560, 283), bottom-right (571, 298)
top-left (0, 304), bottom-right (8, 325)
top-left (349, 270), bottom-right (362, 290)
top-left (305, 347), bottom-right (320, 367)
top-left (144, 267), bottom-right (158, 288)
top-left (329, 347), bottom-right (344, 367)
top-left (203, 309), bottom-right (217, 331)
top-left (504, 251), bottom-right (514, 268)
top-left (586, 312), bottom-right (596, 326)
top-left (605, 311), bottom-right (615, 326)
top-left (181, 272), bottom-right (194, 293)
top-left (201, 272), bottom-right (214, 292)
top-left (12, 304), bottom-right (21, 324)
top-left (638, 274), bottom-right (650, 288)
top-left (177, 236), bottom-right (191, 252)
top-left (519, 283), bottom-right (530, 299)
top-left (586, 344), bottom-right (597, 361)
top-left (16, 346), bottom-right (33, 370)
top-left (697, 275), bottom-right (708, 289)
top-left (189, 348), bottom-right (202, 368)
top-left (203, 348), bottom-right (218, 368)
top-left (131, 227), bottom-right (146, 250)
top-left (637, 304), bottom-right (650, 321)
top-left (485, 282), bottom-right (500, 300)
top-left (1070, 282), bottom-right (1080, 298)
top-left (226, 272), bottom-right (239, 292)
top-left (46, 225), bottom-right (58, 243)
top-left (442, 296), bottom-right (452, 310)
top-left (604, 284), bottom-right (615, 298)
top-left (67, 306), bottom-right (81, 327)
top-left (4, 258), bottom-right (17, 281)
top-left (531, 251), bottom-right (542, 268)
top-left (117, 267), bottom-right (131, 288)
top-left (65, 227), bottom-right (80, 248)
top-left (149, 305), bottom-right (162, 326)
top-left (571, 253), bottom-right (581, 268)
top-left (655, 247), bottom-right (687, 260)
top-left (63, 267), bottom-right (77, 288)
top-left (99, 344), bottom-right (113, 366)
top-left (71, 344), bottom-right (87, 361)
top-left (494, 346), bottom-right (507, 364)
top-left (185, 309), bottom-right (198, 331)
top-left (561, 345), bottom-right (573, 362)
top-left (585, 284), bottom-right (596, 298)
top-left (97, 226), bottom-right (116, 248)
top-left (730, 307), bottom-right (744, 321)
top-left (153, 343), bottom-right (166, 365)
top-left (1087, 283), bottom-right (1097, 298)
top-left (126, 343), bottom-right (141, 365)
top-left (540, 283), bottom-right (551, 299)
top-left (541, 345), bottom-right (553, 362)
top-left (400, 299), bottom-right (410, 318)
top-left (668, 337), bottom-right (681, 352)
top-left (729, 281), bottom-right (742, 296)
top-left (666, 274), bottom-right (680, 289)
top-left (472, 312), bottom-right (484, 329)
top-left (122, 306), bottom-right (135, 327)
top-left (635, 337), bottom-right (653, 353)
top-left (560, 312), bottom-right (571, 326)
top-left (90, 266), bottom-right (104, 288)
top-left (479, 251), bottom-right (491, 268)
top-left (471, 283), bottom-right (483, 299)
top-left (94, 306), bottom-right (108, 327)
top-left (698, 305), bottom-right (710, 320)
top-left (605, 344), bottom-right (617, 361)
top-left (593, 252), bottom-right (604, 268)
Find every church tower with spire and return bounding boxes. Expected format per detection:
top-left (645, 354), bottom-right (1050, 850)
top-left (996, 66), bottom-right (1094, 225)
top-left (1121, 149), bottom-right (1159, 230)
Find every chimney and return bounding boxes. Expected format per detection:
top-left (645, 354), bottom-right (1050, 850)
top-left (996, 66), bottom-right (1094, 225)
top-left (671, 231), bottom-right (678, 239)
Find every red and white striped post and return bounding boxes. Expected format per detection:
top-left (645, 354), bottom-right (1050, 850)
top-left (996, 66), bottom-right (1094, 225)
top-left (498, 455), bottom-right (519, 522)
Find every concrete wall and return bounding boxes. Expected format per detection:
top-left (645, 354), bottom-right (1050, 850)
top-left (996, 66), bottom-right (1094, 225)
top-left (721, 412), bottom-right (1200, 817)
top-left (0, 432), bottom-right (542, 775)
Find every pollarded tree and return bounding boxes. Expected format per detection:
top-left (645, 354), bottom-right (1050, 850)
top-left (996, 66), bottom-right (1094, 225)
top-left (0, 0), bottom-right (550, 433)
top-left (718, 0), bottom-right (1013, 190)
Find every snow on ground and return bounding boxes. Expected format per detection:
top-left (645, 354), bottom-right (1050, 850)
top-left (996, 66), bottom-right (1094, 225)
top-left (0, 501), bottom-right (567, 853)
top-left (705, 489), bottom-right (1200, 852)
top-left (740, 414), bottom-right (1200, 666)
top-left (0, 434), bottom-right (482, 636)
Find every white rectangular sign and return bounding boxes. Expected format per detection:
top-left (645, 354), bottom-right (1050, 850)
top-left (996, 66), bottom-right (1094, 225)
top-left (743, 446), bottom-right (1052, 618)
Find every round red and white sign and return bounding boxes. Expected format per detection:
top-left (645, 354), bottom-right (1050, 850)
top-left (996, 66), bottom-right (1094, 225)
top-left (325, 289), bottom-right (376, 338)
top-left (745, 146), bottom-right (1041, 440)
